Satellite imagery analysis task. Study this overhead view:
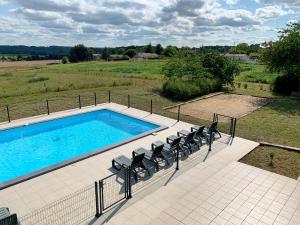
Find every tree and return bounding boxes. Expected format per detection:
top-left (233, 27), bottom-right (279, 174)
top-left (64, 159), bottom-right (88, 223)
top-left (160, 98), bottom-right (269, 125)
top-left (124, 49), bottom-right (137, 58)
top-left (261, 22), bottom-right (300, 93)
top-left (155, 44), bottom-right (163, 55)
top-left (163, 45), bottom-right (178, 57)
top-left (145, 43), bottom-right (154, 53)
top-left (202, 53), bottom-right (240, 85)
top-left (234, 43), bottom-right (249, 54)
top-left (69, 44), bottom-right (93, 63)
top-left (62, 56), bottom-right (69, 64)
top-left (101, 47), bottom-right (110, 60)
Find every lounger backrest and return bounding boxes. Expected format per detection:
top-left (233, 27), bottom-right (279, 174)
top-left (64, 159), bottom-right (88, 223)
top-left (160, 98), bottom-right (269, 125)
top-left (152, 144), bottom-right (164, 157)
top-left (195, 126), bottom-right (205, 137)
top-left (184, 131), bottom-right (196, 144)
top-left (170, 136), bottom-right (182, 148)
top-left (131, 153), bottom-right (145, 168)
top-left (0, 214), bottom-right (19, 225)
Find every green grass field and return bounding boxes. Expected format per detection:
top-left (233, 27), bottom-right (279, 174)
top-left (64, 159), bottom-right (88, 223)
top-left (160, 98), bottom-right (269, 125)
top-left (235, 62), bottom-right (281, 84)
top-left (0, 60), bottom-right (299, 150)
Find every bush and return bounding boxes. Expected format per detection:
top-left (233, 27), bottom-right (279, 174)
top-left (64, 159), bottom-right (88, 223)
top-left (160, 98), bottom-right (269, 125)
top-left (62, 56), bottom-right (69, 64)
top-left (28, 77), bottom-right (49, 83)
top-left (161, 78), bottom-right (221, 101)
top-left (273, 74), bottom-right (300, 94)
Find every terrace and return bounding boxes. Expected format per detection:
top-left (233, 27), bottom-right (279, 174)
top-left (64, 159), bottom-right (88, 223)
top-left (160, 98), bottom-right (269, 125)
top-left (0, 100), bottom-right (299, 225)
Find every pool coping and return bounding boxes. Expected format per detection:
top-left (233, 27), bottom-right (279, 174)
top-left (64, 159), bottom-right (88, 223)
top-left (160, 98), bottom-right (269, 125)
top-left (0, 106), bottom-right (168, 190)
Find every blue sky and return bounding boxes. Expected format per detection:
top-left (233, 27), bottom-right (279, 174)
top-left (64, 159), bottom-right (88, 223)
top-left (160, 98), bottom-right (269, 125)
top-left (0, 0), bottom-right (299, 47)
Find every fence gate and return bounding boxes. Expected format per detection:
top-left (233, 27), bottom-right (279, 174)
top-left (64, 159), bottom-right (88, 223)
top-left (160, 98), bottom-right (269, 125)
top-left (98, 168), bottom-right (130, 215)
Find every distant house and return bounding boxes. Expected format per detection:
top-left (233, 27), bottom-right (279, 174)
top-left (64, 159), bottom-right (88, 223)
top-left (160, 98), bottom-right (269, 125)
top-left (93, 54), bottom-right (102, 60)
top-left (225, 54), bottom-right (257, 64)
top-left (133, 53), bottom-right (160, 60)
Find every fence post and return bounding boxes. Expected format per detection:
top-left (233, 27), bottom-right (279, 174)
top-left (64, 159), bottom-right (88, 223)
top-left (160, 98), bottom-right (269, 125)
top-left (6, 105), bottom-right (11, 123)
top-left (46, 100), bottom-right (50, 115)
top-left (128, 95), bottom-right (130, 108)
top-left (78, 95), bottom-right (81, 109)
top-left (95, 182), bottom-right (100, 218)
top-left (108, 90), bottom-right (111, 103)
top-left (177, 105), bottom-right (181, 122)
top-left (150, 99), bottom-right (153, 114)
top-left (176, 145), bottom-right (179, 170)
top-left (99, 180), bottom-right (103, 216)
top-left (232, 118), bottom-right (237, 138)
top-left (127, 167), bottom-right (132, 199)
top-left (94, 93), bottom-right (97, 106)
top-left (208, 128), bottom-right (213, 152)
top-left (213, 113), bottom-right (218, 122)
top-left (229, 118), bottom-right (233, 136)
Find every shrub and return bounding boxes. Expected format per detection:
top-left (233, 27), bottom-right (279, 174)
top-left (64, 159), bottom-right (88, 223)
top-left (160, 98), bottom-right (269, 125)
top-left (28, 77), bottom-right (49, 83)
top-left (273, 73), bottom-right (300, 94)
top-left (62, 56), bottom-right (69, 64)
top-left (161, 78), bottom-right (221, 101)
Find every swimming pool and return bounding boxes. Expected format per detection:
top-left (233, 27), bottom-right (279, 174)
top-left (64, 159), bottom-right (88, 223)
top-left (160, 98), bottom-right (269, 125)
top-left (0, 109), bottom-right (164, 188)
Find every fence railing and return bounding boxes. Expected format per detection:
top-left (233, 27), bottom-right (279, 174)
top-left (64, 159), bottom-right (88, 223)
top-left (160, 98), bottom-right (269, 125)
top-left (19, 184), bottom-right (97, 225)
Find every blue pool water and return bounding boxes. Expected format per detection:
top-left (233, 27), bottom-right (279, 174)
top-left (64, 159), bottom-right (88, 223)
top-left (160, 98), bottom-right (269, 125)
top-left (0, 109), bottom-right (159, 183)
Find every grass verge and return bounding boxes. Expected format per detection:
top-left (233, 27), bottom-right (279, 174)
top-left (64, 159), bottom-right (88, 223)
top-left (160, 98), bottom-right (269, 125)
top-left (240, 146), bottom-right (300, 179)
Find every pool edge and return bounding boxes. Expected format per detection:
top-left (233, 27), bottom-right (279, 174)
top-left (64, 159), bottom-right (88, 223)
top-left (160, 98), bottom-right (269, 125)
top-left (0, 108), bottom-right (168, 190)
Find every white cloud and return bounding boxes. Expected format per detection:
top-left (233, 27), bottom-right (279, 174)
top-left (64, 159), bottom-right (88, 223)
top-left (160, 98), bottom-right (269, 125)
top-left (256, 0), bottom-right (300, 7)
top-left (255, 5), bottom-right (288, 20)
top-left (224, 0), bottom-right (240, 5)
top-left (0, 0), bottom-right (297, 46)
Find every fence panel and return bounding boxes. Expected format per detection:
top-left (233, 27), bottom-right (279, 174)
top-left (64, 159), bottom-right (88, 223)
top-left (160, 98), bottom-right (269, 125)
top-left (213, 113), bottom-right (236, 138)
top-left (19, 184), bottom-right (96, 225)
top-left (8, 101), bottom-right (47, 121)
top-left (80, 93), bottom-right (95, 108)
top-left (0, 106), bottom-right (7, 122)
top-left (100, 169), bottom-right (128, 212)
top-left (47, 96), bottom-right (78, 113)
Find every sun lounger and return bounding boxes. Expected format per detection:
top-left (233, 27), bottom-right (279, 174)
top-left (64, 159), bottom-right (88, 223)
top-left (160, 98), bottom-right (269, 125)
top-left (112, 153), bottom-right (151, 181)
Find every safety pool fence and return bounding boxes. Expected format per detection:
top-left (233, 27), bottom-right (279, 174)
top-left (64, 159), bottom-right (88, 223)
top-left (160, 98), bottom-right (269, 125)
top-left (19, 184), bottom-right (96, 225)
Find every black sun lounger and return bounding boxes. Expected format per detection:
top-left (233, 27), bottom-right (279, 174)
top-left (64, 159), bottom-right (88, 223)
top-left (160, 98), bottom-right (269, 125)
top-left (112, 153), bottom-right (151, 181)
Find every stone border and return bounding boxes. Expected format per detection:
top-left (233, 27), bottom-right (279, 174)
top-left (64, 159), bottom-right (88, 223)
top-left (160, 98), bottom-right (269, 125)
top-left (162, 92), bottom-right (223, 110)
top-left (163, 92), bottom-right (273, 120)
top-left (260, 142), bottom-right (300, 152)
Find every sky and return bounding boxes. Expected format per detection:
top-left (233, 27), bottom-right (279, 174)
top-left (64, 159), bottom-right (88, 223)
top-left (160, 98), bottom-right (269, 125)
top-left (0, 0), bottom-right (299, 47)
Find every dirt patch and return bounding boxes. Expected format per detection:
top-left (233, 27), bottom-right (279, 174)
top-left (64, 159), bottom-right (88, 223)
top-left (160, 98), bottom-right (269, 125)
top-left (168, 93), bottom-right (270, 121)
top-left (0, 60), bottom-right (60, 68)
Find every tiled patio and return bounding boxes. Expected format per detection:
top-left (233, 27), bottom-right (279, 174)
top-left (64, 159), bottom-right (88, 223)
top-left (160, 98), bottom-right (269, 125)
top-left (95, 138), bottom-right (300, 225)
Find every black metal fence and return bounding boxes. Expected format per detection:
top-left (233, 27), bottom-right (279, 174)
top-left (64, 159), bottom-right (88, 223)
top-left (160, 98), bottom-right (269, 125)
top-left (97, 168), bottom-right (131, 216)
top-left (213, 113), bottom-right (237, 138)
top-left (19, 184), bottom-right (96, 225)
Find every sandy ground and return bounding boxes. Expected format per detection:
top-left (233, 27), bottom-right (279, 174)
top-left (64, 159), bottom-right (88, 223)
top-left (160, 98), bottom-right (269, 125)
top-left (169, 93), bottom-right (270, 121)
top-left (0, 60), bottom-right (60, 68)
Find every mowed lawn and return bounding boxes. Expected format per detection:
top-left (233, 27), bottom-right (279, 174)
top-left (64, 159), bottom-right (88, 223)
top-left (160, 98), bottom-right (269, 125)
top-left (0, 60), bottom-right (299, 149)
